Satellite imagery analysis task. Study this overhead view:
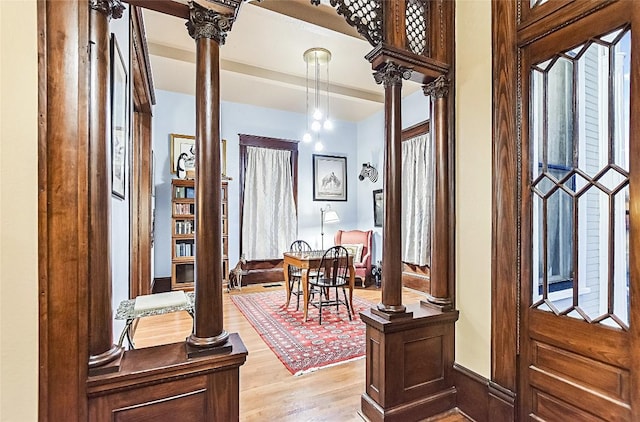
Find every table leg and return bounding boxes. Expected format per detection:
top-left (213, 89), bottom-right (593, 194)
top-left (348, 265), bottom-right (355, 318)
top-left (302, 269), bottom-right (309, 322)
top-left (118, 319), bottom-right (134, 349)
top-left (284, 261), bottom-right (291, 308)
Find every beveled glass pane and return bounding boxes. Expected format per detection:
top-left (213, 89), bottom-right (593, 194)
top-left (577, 187), bottom-right (609, 321)
top-left (531, 69), bottom-right (544, 180)
top-left (613, 30), bottom-right (630, 172)
top-left (530, 0), bottom-right (549, 8)
top-left (613, 185), bottom-right (629, 326)
top-left (546, 188), bottom-right (574, 288)
top-left (547, 57), bottom-right (574, 180)
top-left (577, 42), bottom-right (609, 177)
top-left (601, 28), bottom-right (625, 44)
top-left (532, 194), bottom-right (544, 304)
top-left (597, 167), bottom-right (627, 192)
top-left (529, 28), bottom-right (631, 329)
top-left (533, 174), bottom-right (556, 197)
top-left (567, 44), bottom-right (586, 59)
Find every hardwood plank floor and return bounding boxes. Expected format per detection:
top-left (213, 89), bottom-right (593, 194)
top-left (133, 284), bottom-right (470, 421)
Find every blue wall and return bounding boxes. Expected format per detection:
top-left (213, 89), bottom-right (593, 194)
top-left (152, 88), bottom-right (428, 277)
top-left (152, 90), bottom-right (359, 277)
top-left (355, 89), bottom-right (430, 264)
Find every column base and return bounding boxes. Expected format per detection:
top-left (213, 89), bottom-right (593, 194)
top-left (371, 306), bottom-right (413, 321)
top-left (186, 330), bottom-right (231, 358)
top-left (422, 296), bottom-right (453, 311)
top-left (360, 302), bottom-right (459, 422)
top-left (88, 344), bottom-right (123, 376)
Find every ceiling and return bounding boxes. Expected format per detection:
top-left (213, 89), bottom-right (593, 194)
top-left (142, 0), bottom-right (421, 123)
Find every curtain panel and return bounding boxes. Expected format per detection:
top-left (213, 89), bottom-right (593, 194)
top-left (401, 134), bottom-right (431, 266)
top-left (242, 146), bottom-right (297, 260)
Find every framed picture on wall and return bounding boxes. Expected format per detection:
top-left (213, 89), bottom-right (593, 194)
top-left (313, 154), bottom-right (347, 201)
top-left (110, 34), bottom-right (128, 200)
top-left (373, 189), bottom-right (383, 227)
top-left (170, 133), bottom-right (195, 178)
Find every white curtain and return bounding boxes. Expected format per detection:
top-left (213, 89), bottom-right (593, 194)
top-left (242, 146), bottom-right (297, 260)
top-left (401, 133), bottom-right (431, 266)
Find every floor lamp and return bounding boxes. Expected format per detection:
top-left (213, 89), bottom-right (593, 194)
top-left (320, 205), bottom-right (340, 250)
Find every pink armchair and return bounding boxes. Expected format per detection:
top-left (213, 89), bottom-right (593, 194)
top-left (334, 229), bottom-right (373, 287)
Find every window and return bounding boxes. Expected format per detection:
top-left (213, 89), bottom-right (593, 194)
top-left (529, 27), bottom-right (630, 329)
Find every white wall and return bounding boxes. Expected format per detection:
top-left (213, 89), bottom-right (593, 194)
top-left (0, 1), bottom-right (38, 420)
top-left (455, 0), bottom-right (492, 378)
top-left (152, 90), bottom-right (359, 276)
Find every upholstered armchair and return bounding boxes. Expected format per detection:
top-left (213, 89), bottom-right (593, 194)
top-left (334, 229), bottom-right (373, 287)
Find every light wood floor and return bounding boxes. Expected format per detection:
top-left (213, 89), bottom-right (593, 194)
top-left (133, 284), bottom-right (470, 422)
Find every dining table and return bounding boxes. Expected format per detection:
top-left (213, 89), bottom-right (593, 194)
top-left (282, 250), bottom-right (356, 322)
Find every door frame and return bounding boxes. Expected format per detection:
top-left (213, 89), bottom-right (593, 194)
top-left (492, 0), bottom-right (640, 418)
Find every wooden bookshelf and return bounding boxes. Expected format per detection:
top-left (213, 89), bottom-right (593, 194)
top-left (170, 178), bottom-right (230, 291)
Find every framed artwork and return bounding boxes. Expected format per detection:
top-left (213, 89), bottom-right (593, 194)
top-left (170, 134), bottom-right (196, 177)
top-left (110, 34), bottom-right (128, 200)
top-left (313, 154), bottom-right (347, 201)
top-left (373, 189), bottom-right (383, 227)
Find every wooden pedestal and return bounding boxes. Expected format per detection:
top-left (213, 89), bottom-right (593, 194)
top-left (360, 303), bottom-right (459, 422)
top-left (87, 333), bottom-right (247, 421)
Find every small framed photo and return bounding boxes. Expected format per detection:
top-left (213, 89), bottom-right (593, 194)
top-left (170, 134), bottom-right (195, 177)
top-left (373, 189), bottom-right (383, 227)
top-left (313, 154), bottom-right (347, 201)
top-left (110, 34), bottom-right (128, 200)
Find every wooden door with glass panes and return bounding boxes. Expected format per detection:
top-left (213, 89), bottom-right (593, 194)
top-left (518, 1), bottom-right (638, 419)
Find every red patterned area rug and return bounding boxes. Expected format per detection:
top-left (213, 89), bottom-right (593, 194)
top-left (230, 289), bottom-right (374, 376)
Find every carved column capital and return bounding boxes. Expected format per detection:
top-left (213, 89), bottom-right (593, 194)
top-left (89, 0), bottom-right (124, 19)
top-left (373, 62), bottom-right (412, 88)
top-left (423, 75), bottom-right (450, 99)
top-left (186, 1), bottom-right (236, 44)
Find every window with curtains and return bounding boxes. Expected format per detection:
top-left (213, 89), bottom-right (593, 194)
top-left (401, 127), bottom-right (432, 266)
top-left (239, 135), bottom-right (299, 261)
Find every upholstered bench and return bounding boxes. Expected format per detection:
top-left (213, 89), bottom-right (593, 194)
top-left (115, 291), bottom-right (195, 349)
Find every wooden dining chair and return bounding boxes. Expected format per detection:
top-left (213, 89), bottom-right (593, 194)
top-left (307, 246), bottom-right (352, 324)
top-left (288, 240), bottom-right (312, 310)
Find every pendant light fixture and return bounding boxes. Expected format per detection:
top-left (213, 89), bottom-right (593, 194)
top-left (302, 47), bottom-right (332, 151)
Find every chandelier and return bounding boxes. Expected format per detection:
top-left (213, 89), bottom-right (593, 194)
top-left (302, 47), bottom-right (333, 151)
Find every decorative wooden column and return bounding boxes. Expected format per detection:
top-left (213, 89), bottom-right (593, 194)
top-left (423, 75), bottom-right (452, 309)
top-left (373, 61), bottom-right (412, 317)
top-left (88, 0), bottom-right (124, 374)
top-left (361, 60), bottom-right (459, 421)
top-left (352, 1), bottom-right (459, 420)
top-left (86, 2), bottom-right (247, 420)
top-left (185, 0), bottom-right (239, 354)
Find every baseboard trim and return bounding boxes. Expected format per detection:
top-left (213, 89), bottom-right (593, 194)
top-left (488, 381), bottom-right (516, 421)
top-left (453, 364), bottom-right (515, 422)
top-left (151, 277), bottom-right (171, 293)
top-left (361, 387), bottom-right (456, 422)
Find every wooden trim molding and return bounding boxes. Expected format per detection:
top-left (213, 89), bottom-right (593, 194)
top-left (491, 0), bottom-right (519, 400)
top-left (453, 364), bottom-right (489, 422)
top-left (402, 120), bottom-right (430, 141)
top-left (38, 1), bottom-right (92, 418)
top-left (453, 364), bottom-right (516, 422)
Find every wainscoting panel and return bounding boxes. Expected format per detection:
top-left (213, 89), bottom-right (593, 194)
top-left (88, 335), bottom-right (247, 422)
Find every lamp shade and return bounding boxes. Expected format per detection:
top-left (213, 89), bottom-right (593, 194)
top-left (323, 209), bottom-right (340, 224)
